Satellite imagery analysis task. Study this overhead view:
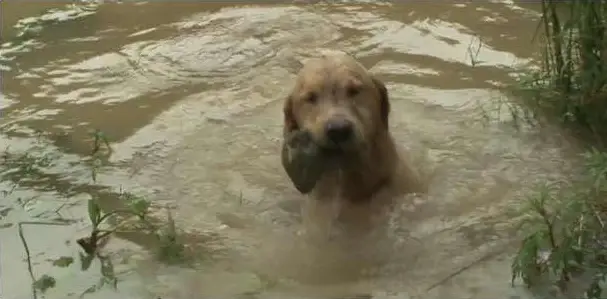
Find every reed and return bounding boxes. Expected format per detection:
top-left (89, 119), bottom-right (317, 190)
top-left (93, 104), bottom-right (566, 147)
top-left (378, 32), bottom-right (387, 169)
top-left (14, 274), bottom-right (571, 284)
top-left (511, 1), bottom-right (607, 297)
top-left (517, 0), bottom-right (607, 144)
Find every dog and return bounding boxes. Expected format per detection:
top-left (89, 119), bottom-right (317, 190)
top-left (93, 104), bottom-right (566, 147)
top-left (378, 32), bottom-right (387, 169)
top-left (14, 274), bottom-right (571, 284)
top-left (281, 53), bottom-right (426, 233)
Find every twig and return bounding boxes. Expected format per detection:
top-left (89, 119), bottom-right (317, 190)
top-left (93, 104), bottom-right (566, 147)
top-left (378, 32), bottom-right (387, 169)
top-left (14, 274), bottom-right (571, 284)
top-left (594, 209), bottom-right (605, 228)
top-left (18, 221), bottom-right (71, 299)
top-left (425, 240), bottom-right (515, 293)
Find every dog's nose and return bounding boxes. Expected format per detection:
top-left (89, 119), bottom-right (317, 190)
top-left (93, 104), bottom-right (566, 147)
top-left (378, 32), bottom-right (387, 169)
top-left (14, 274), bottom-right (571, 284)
top-left (325, 118), bottom-right (353, 144)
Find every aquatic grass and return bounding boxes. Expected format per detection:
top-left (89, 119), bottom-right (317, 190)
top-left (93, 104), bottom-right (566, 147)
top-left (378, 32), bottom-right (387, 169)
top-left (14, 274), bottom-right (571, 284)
top-left (507, 2), bottom-right (607, 293)
top-left (89, 129), bottom-right (112, 185)
top-left (465, 34), bottom-right (539, 131)
top-left (511, 150), bottom-right (607, 298)
top-left (472, 0), bottom-right (607, 297)
top-left (6, 128), bottom-right (188, 298)
top-left (85, 129), bottom-right (187, 265)
top-left (511, 0), bottom-right (607, 144)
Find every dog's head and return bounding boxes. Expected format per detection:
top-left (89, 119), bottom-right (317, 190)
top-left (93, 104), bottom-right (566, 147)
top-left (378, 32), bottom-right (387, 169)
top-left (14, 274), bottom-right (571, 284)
top-left (283, 54), bottom-right (390, 155)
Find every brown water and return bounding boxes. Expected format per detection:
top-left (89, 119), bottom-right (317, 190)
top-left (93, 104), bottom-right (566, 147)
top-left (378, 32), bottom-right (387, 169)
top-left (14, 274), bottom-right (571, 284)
top-left (0, 2), bottom-right (585, 299)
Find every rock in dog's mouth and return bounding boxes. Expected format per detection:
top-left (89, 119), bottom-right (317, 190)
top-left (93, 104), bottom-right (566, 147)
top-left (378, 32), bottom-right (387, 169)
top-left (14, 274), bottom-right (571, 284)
top-left (286, 128), bottom-right (357, 164)
top-left (318, 144), bottom-right (360, 163)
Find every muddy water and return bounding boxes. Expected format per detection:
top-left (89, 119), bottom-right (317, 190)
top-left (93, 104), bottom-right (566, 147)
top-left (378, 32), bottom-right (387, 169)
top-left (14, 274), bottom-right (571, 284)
top-left (0, 2), bottom-right (584, 299)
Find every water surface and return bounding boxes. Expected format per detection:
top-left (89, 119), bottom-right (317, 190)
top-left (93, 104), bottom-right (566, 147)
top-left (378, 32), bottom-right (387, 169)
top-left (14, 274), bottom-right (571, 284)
top-left (0, 2), bottom-right (582, 299)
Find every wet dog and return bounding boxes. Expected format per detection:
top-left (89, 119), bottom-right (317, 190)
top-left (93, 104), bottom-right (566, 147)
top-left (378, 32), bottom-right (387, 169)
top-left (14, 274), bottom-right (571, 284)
top-left (281, 53), bottom-right (426, 232)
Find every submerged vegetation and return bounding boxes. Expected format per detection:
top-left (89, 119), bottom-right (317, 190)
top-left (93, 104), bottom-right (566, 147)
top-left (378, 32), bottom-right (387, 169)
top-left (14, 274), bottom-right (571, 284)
top-left (510, 0), bottom-right (607, 298)
top-left (3, 130), bottom-right (188, 299)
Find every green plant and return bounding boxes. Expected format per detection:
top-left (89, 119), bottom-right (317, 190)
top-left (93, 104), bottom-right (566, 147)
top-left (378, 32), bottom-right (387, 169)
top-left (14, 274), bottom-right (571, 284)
top-left (74, 190), bottom-right (186, 295)
top-left (512, 150), bottom-right (607, 298)
top-left (76, 193), bottom-right (151, 255)
top-left (508, 2), bottom-right (607, 297)
top-left (80, 130), bottom-right (186, 265)
top-left (512, 0), bottom-right (607, 143)
top-left (9, 128), bottom-right (188, 298)
top-left (89, 129), bottom-right (112, 183)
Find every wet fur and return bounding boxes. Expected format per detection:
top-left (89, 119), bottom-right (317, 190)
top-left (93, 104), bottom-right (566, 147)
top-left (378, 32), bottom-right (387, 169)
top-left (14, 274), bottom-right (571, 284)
top-left (281, 53), bottom-right (425, 229)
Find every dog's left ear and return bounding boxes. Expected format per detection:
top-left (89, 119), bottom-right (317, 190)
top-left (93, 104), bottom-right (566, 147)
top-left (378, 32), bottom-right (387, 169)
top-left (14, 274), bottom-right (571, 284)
top-left (371, 76), bottom-right (390, 129)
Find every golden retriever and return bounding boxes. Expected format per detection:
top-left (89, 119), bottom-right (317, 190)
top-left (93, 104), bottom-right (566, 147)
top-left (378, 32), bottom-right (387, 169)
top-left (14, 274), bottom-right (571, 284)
top-left (281, 53), bottom-right (426, 233)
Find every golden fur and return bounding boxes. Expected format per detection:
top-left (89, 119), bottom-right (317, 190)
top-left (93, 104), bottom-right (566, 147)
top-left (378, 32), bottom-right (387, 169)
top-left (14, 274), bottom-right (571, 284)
top-left (281, 53), bottom-right (426, 231)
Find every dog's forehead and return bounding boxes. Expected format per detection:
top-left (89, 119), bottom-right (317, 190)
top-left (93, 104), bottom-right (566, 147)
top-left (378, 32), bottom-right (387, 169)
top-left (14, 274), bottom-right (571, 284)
top-left (295, 56), bottom-right (369, 89)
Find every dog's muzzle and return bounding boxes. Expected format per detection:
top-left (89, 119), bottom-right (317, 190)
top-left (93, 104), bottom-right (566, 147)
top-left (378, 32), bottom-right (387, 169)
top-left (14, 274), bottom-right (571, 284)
top-left (324, 117), bottom-right (354, 148)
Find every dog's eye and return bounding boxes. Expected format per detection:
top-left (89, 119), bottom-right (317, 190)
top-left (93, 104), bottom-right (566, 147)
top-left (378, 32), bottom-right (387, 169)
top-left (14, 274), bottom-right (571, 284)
top-left (346, 86), bottom-right (360, 97)
top-left (305, 92), bottom-right (318, 104)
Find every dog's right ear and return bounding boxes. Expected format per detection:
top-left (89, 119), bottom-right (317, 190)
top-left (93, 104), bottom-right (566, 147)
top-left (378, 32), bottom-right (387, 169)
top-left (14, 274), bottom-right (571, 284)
top-left (371, 76), bottom-right (390, 129)
top-left (283, 95), bottom-right (298, 136)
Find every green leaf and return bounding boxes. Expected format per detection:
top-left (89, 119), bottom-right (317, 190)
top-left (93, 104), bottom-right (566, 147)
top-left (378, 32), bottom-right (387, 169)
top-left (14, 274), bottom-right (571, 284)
top-left (129, 198), bottom-right (150, 216)
top-left (87, 198), bottom-right (101, 226)
top-left (586, 278), bottom-right (602, 299)
top-left (33, 274), bottom-right (56, 293)
top-left (91, 167), bottom-right (98, 183)
top-left (79, 251), bottom-right (95, 271)
top-left (52, 256), bottom-right (74, 268)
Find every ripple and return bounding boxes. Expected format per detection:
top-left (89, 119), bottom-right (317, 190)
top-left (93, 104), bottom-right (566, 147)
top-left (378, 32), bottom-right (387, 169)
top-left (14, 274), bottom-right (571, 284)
top-left (37, 6), bottom-right (342, 105)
